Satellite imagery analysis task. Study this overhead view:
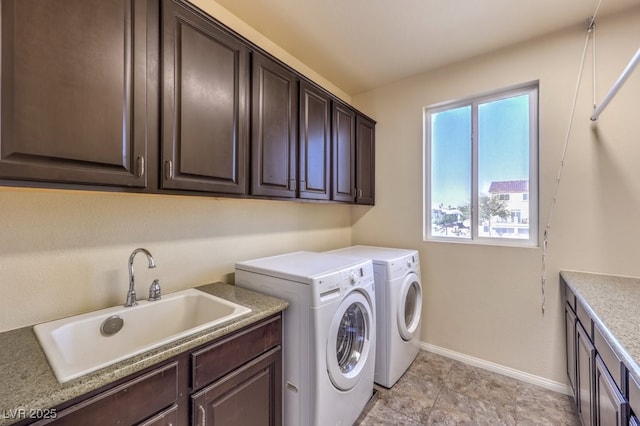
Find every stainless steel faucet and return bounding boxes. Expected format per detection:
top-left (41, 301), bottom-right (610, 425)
top-left (125, 248), bottom-right (157, 307)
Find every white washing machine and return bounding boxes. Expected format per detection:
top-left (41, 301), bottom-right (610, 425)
top-left (327, 245), bottom-right (422, 388)
top-left (235, 251), bottom-right (376, 426)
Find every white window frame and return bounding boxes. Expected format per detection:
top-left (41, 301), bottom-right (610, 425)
top-left (422, 82), bottom-right (539, 247)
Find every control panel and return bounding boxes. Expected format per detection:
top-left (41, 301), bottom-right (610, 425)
top-left (313, 260), bottom-right (374, 305)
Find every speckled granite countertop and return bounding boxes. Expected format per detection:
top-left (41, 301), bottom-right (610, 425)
top-left (0, 282), bottom-right (287, 426)
top-left (561, 271), bottom-right (640, 385)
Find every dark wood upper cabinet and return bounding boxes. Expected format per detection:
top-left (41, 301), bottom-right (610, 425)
top-left (299, 80), bottom-right (331, 200)
top-left (0, 0), bottom-right (154, 187)
top-left (251, 52), bottom-right (298, 198)
top-left (332, 102), bottom-right (356, 203)
top-left (0, 0), bottom-right (375, 203)
top-left (356, 115), bottom-right (375, 205)
top-left (161, 0), bottom-right (248, 195)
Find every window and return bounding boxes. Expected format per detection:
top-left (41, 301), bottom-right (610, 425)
top-left (423, 83), bottom-right (538, 246)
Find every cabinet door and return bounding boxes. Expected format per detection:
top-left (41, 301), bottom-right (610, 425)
top-left (356, 115), bottom-right (375, 205)
top-left (577, 321), bottom-right (595, 426)
top-left (251, 52), bottom-right (297, 198)
top-left (299, 80), bottom-right (330, 200)
top-left (565, 303), bottom-right (577, 399)
top-left (595, 356), bottom-right (628, 426)
top-left (161, 0), bottom-right (248, 194)
top-left (192, 347), bottom-right (282, 426)
top-left (0, 0), bottom-right (151, 187)
top-left (332, 102), bottom-right (356, 202)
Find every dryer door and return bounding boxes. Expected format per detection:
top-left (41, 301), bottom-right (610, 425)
top-left (326, 290), bottom-right (373, 391)
top-left (397, 272), bottom-right (422, 341)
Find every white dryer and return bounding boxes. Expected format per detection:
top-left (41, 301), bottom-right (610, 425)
top-left (235, 251), bottom-right (376, 426)
top-left (328, 245), bottom-right (422, 388)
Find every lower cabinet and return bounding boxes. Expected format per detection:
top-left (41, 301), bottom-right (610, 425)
top-left (190, 314), bottom-right (282, 425)
top-left (192, 348), bottom-right (281, 426)
top-left (564, 278), bottom-right (633, 426)
top-left (27, 314), bottom-right (282, 426)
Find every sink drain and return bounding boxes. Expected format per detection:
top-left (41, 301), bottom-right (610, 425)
top-left (100, 315), bottom-right (124, 336)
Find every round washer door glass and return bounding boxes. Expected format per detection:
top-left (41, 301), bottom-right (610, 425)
top-left (326, 290), bottom-right (373, 391)
top-left (397, 272), bottom-right (422, 341)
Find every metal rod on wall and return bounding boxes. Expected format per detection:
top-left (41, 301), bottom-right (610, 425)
top-left (590, 47), bottom-right (640, 121)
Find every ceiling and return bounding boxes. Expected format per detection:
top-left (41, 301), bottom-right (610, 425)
top-left (214, 0), bottom-right (640, 95)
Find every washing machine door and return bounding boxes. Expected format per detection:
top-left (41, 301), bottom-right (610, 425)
top-left (397, 272), bottom-right (422, 341)
top-left (326, 290), bottom-right (373, 391)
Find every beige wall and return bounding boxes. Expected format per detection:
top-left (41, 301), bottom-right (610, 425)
top-left (351, 7), bottom-right (640, 385)
top-left (0, 189), bottom-right (352, 332)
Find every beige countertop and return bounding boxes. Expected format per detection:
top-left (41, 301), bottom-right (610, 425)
top-left (0, 282), bottom-right (287, 426)
top-left (561, 270), bottom-right (640, 385)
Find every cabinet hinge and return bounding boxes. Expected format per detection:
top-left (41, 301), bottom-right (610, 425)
top-left (136, 156), bottom-right (144, 177)
top-left (165, 160), bottom-right (173, 180)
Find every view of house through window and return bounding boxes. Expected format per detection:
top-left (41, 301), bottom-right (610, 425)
top-left (423, 83), bottom-right (538, 246)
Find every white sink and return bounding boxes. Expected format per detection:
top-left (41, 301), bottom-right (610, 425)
top-left (33, 288), bottom-right (251, 383)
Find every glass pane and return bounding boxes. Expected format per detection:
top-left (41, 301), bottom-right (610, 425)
top-left (336, 303), bottom-right (366, 374)
top-left (477, 94), bottom-right (530, 239)
top-left (404, 282), bottom-right (418, 328)
top-left (430, 106), bottom-right (471, 239)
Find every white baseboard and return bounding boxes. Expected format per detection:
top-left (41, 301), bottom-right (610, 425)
top-left (419, 341), bottom-right (572, 396)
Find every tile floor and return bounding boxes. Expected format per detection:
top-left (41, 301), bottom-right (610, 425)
top-left (357, 350), bottom-right (580, 425)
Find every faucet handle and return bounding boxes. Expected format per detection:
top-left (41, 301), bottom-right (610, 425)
top-left (148, 279), bottom-right (161, 301)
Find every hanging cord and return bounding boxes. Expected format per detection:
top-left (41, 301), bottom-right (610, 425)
top-left (592, 19), bottom-right (598, 110)
top-left (540, 13), bottom-right (598, 315)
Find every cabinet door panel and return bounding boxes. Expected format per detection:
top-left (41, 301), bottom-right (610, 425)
top-left (565, 303), bottom-right (577, 399)
top-left (332, 102), bottom-right (356, 202)
top-left (299, 80), bottom-right (330, 200)
top-left (251, 52), bottom-right (297, 198)
top-left (577, 321), bottom-right (595, 426)
top-left (162, 0), bottom-right (248, 194)
top-left (0, 0), bottom-right (149, 187)
top-left (356, 115), bottom-right (375, 205)
top-left (595, 355), bottom-right (627, 426)
top-left (192, 347), bottom-right (282, 426)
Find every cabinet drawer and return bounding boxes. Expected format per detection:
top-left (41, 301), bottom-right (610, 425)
top-left (192, 315), bottom-right (282, 390)
top-left (576, 299), bottom-right (593, 338)
top-left (44, 362), bottom-right (179, 425)
top-left (594, 325), bottom-right (625, 391)
top-left (629, 374), bottom-right (640, 417)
